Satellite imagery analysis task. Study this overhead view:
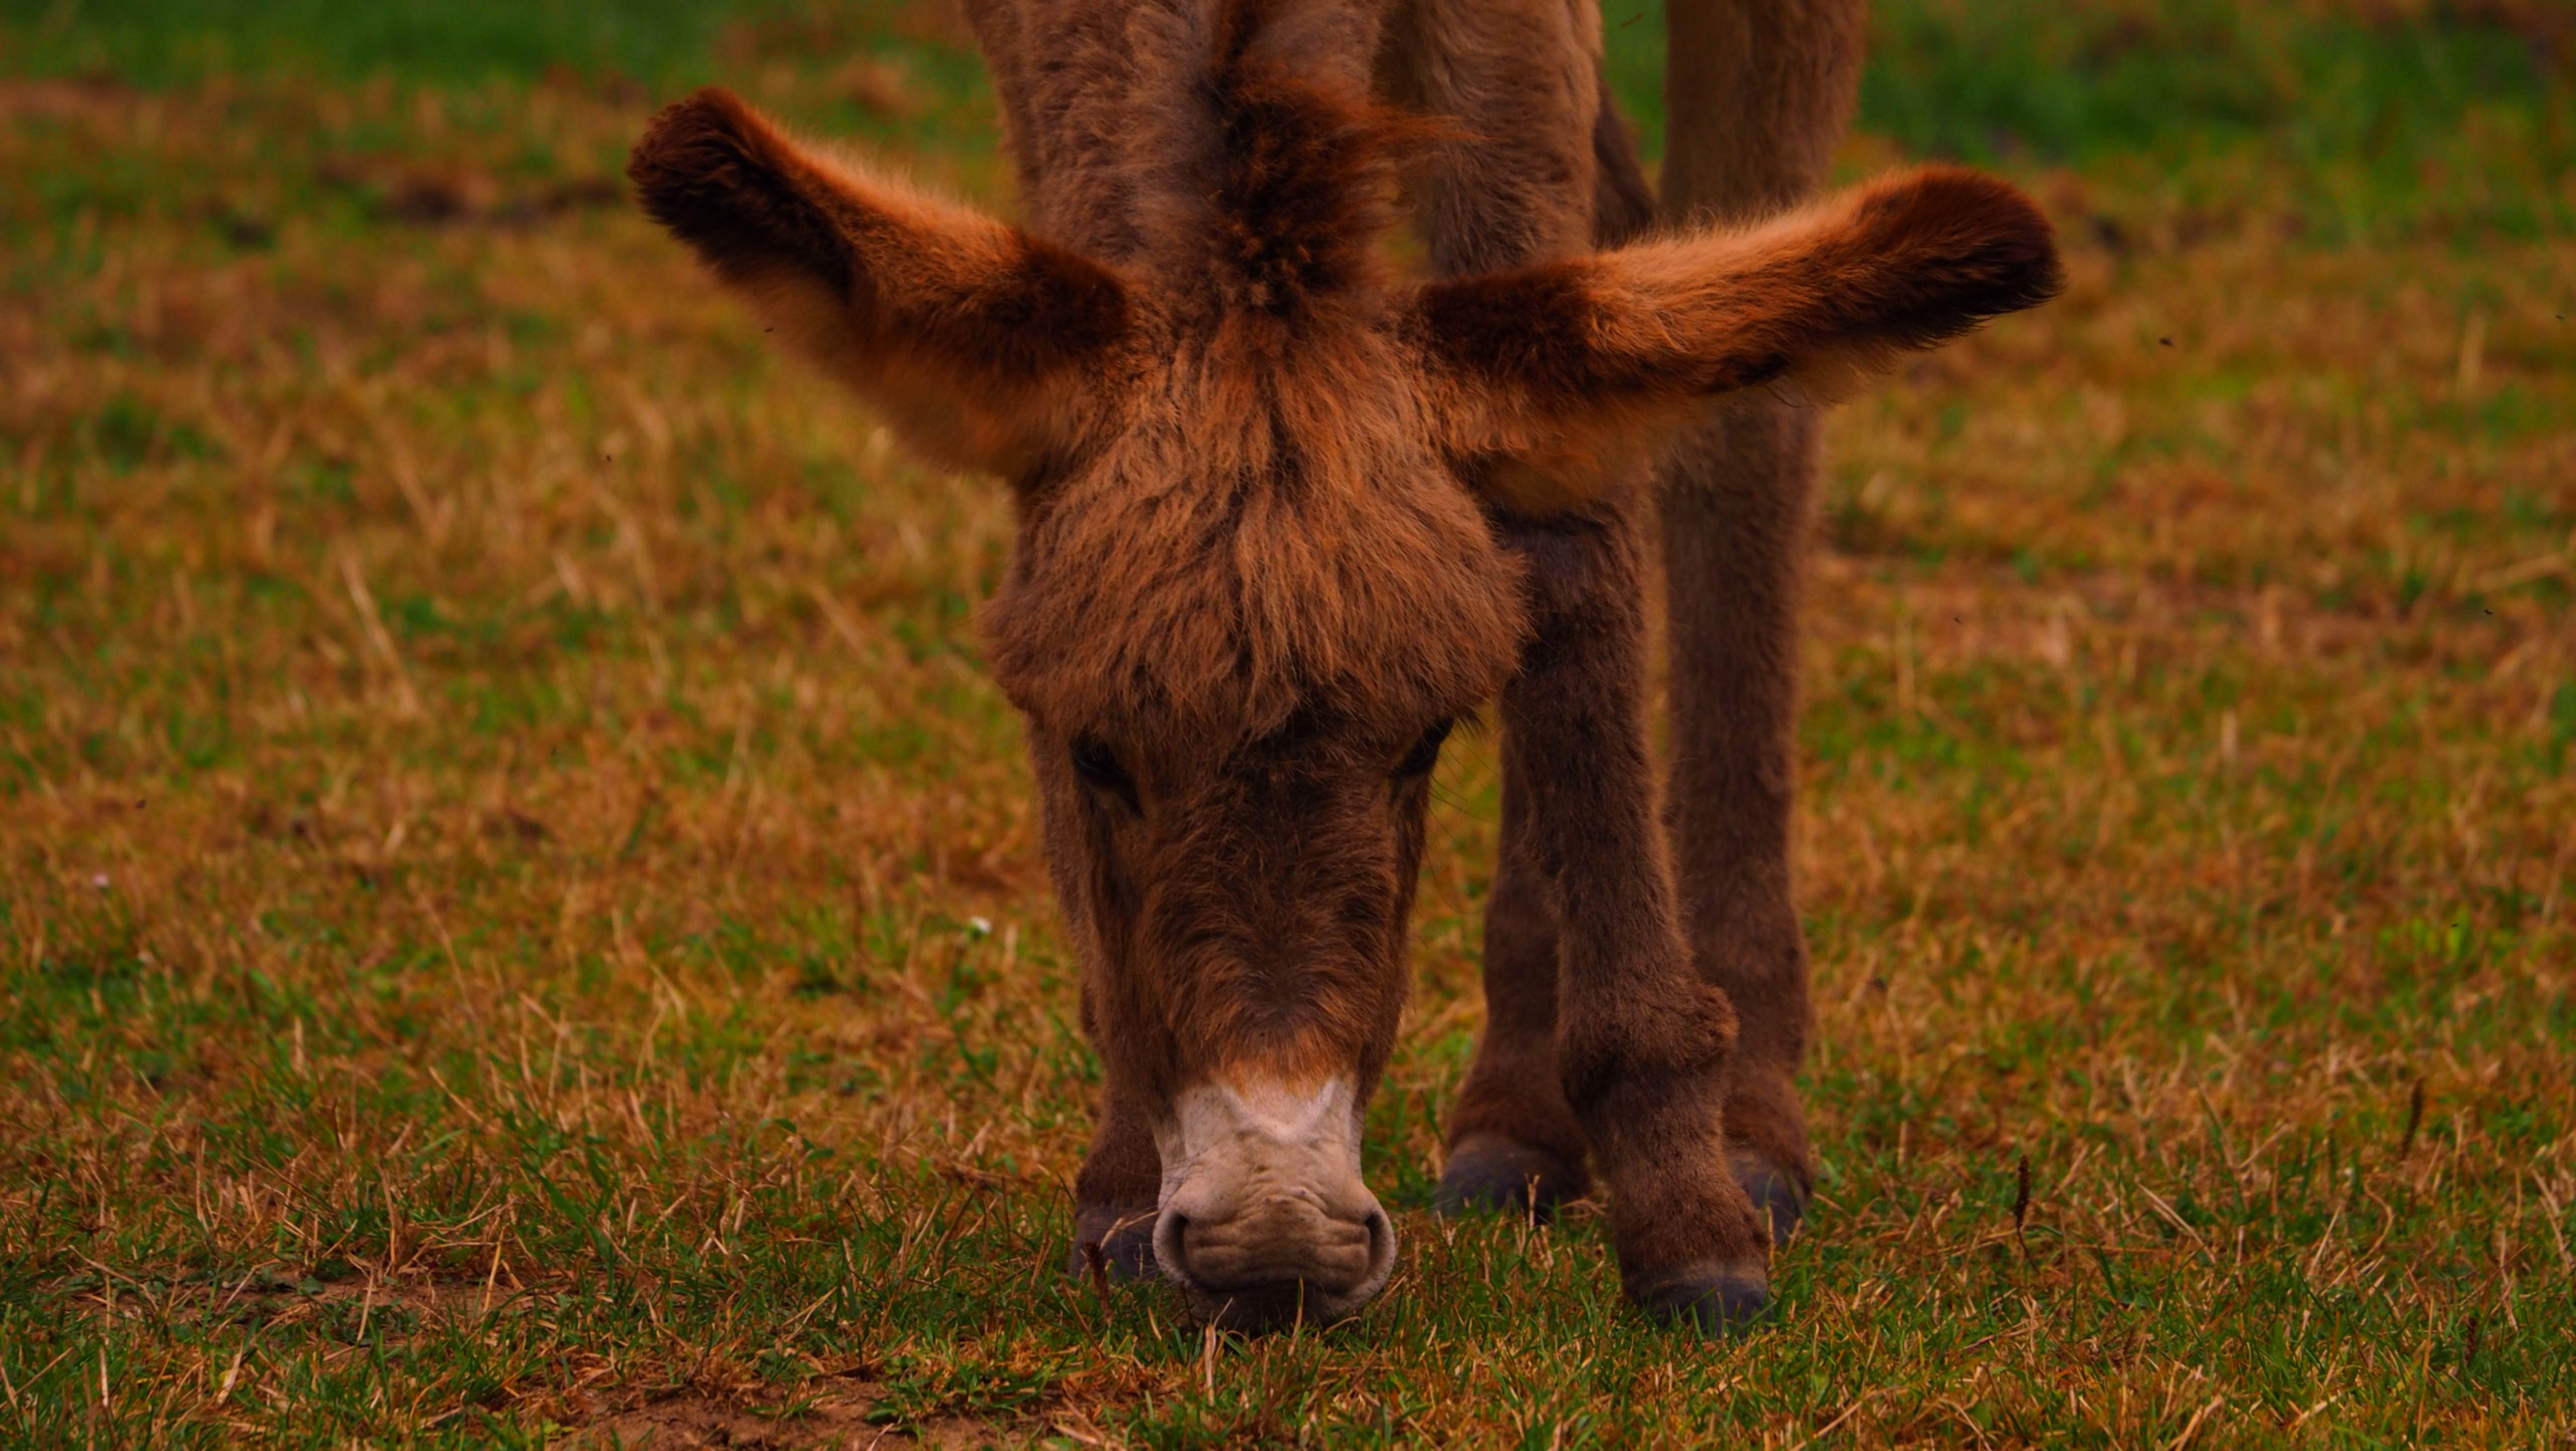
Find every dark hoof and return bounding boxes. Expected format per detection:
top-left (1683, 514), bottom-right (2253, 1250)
top-left (1632, 1264), bottom-right (1772, 1334)
top-left (1067, 1204), bottom-right (1158, 1279)
top-left (1730, 1151), bottom-right (1806, 1250)
top-left (1434, 1134), bottom-right (1582, 1221)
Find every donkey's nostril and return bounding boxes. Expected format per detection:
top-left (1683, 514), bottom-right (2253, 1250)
top-left (1155, 1191), bottom-right (1395, 1318)
top-left (1151, 1209), bottom-right (1191, 1285)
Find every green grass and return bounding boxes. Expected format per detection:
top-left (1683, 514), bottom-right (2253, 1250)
top-left (0, 0), bottom-right (803, 88)
top-left (3, 0), bottom-right (2573, 1445)
top-left (1617, 0), bottom-right (2576, 240)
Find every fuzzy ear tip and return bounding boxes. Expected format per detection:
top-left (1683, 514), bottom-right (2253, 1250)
top-left (1863, 163), bottom-right (2068, 320)
top-left (1941, 168), bottom-right (2067, 310)
top-left (627, 87), bottom-right (757, 195)
top-left (625, 87), bottom-right (826, 279)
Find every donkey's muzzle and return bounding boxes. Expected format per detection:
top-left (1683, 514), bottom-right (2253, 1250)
top-left (1152, 1076), bottom-right (1397, 1330)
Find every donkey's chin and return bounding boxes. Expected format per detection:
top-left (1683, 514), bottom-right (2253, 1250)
top-left (1152, 1075), bottom-right (1398, 1331)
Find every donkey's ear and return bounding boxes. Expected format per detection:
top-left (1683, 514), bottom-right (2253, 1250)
top-left (1406, 166), bottom-right (2063, 514)
top-left (630, 88), bottom-right (1132, 478)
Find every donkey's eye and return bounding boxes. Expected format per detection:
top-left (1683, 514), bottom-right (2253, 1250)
top-left (1396, 720), bottom-right (1452, 778)
top-left (1071, 739), bottom-right (1130, 793)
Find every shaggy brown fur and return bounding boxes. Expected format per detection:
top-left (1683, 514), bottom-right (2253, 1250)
top-left (629, 0), bottom-right (2060, 1331)
top-left (1656, 0), bottom-right (1876, 1251)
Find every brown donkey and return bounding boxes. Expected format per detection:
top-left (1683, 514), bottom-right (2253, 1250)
top-left (630, 0), bottom-right (2057, 1332)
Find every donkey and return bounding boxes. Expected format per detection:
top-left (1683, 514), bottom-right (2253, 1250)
top-left (629, 0), bottom-right (2057, 1332)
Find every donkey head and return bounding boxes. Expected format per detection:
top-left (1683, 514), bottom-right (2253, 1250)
top-left (630, 0), bottom-right (2059, 1330)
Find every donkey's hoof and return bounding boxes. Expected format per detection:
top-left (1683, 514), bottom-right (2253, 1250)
top-left (1067, 1203), bottom-right (1159, 1279)
top-left (1632, 1264), bottom-right (1773, 1335)
top-left (1729, 1151), bottom-right (1807, 1249)
top-left (1434, 1134), bottom-right (1582, 1220)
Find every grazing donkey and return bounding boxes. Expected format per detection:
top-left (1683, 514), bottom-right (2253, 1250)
top-left (629, 0), bottom-right (2058, 1331)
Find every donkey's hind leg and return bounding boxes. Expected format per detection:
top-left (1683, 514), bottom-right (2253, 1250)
top-left (1435, 738), bottom-right (1590, 1218)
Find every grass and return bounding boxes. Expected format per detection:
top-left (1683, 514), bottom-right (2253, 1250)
top-left (2, 0), bottom-right (2572, 1445)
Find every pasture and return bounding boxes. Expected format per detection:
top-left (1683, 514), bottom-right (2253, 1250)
top-left (3, 0), bottom-right (2572, 1443)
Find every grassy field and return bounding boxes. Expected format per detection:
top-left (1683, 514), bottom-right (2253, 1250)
top-left (3, 0), bottom-right (2573, 1444)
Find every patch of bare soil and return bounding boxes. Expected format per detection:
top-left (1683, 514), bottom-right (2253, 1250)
top-left (61, 1261), bottom-right (504, 1335)
top-left (570, 1387), bottom-right (1009, 1450)
top-left (0, 75), bottom-right (137, 121)
top-left (314, 156), bottom-right (625, 227)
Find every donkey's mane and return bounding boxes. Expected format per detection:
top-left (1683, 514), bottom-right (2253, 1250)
top-left (973, 0), bottom-right (1426, 317)
top-left (1190, 0), bottom-right (1436, 316)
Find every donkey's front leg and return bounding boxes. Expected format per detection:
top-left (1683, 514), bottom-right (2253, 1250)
top-left (1501, 503), bottom-right (1774, 1330)
top-left (1068, 1070), bottom-right (1162, 1279)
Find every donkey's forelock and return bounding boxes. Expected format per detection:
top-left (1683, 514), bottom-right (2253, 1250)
top-left (982, 329), bottom-right (1529, 747)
